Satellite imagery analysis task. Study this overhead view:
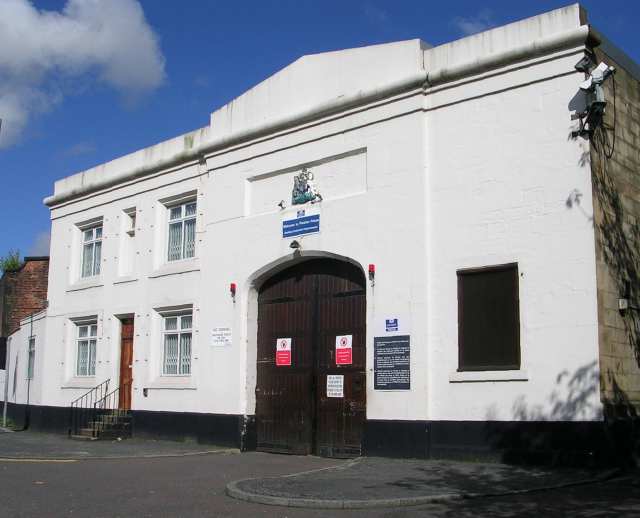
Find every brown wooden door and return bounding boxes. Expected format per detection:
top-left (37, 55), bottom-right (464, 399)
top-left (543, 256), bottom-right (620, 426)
top-left (119, 319), bottom-right (134, 410)
top-left (256, 259), bottom-right (366, 457)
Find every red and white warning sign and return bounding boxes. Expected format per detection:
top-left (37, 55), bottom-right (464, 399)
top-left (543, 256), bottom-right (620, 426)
top-left (276, 338), bottom-right (292, 366)
top-left (335, 335), bottom-right (353, 365)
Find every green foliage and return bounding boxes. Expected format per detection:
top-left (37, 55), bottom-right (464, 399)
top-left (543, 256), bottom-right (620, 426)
top-left (0, 249), bottom-right (22, 274)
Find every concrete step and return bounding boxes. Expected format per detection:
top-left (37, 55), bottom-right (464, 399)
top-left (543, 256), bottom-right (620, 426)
top-left (99, 431), bottom-right (132, 440)
top-left (70, 433), bottom-right (98, 441)
top-left (91, 417), bottom-right (132, 427)
top-left (95, 413), bottom-right (132, 423)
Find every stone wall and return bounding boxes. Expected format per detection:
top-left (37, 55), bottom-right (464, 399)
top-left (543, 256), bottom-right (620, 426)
top-left (590, 46), bottom-right (640, 419)
top-left (0, 257), bottom-right (49, 337)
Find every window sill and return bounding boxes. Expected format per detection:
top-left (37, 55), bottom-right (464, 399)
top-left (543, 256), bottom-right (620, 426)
top-left (449, 370), bottom-right (528, 383)
top-left (149, 260), bottom-right (200, 279)
top-left (146, 377), bottom-right (196, 390)
top-left (113, 276), bottom-right (138, 285)
top-left (67, 279), bottom-right (104, 292)
top-left (61, 378), bottom-right (98, 389)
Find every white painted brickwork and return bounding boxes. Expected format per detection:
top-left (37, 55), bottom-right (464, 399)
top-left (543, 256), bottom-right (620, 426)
top-left (9, 4), bottom-right (629, 427)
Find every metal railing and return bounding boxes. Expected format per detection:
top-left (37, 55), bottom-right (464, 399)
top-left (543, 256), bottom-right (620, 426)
top-left (68, 379), bottom-right (110, 437)
top-left (93, 381), bottom-right (132, 438)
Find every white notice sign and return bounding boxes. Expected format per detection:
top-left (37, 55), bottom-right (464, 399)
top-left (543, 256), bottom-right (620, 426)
top-left (327, 375), bottom-right (344, 398)
top-left (211, 327), bottom-right (232, 347)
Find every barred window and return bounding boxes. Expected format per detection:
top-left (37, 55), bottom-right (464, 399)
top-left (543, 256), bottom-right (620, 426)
top-left (81, 225), bottom-right (102, 278)
top-left (76, 323), bottom-right (97, 376)
top-left (167, 201), bottom-right (196, 262)
top-left (162, 313), bottom-right (192, 375)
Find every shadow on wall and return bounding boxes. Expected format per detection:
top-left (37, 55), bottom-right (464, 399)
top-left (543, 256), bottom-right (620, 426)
top-left (567, 89), bottom-right (640, 404)
top-left (510, 361), bottom-right (601, 422)
top-left (485, 361), bottom-right (637, 466)
top-left (568, 80), bottom-right (640, 377)
top-left (483, 361), bottom-right (619, 467)
top-left (556, 82), bottom-right (640, 464)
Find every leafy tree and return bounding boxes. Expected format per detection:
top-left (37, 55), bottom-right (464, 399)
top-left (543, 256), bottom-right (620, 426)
top-left (0, 250), bottom-right (22, 274)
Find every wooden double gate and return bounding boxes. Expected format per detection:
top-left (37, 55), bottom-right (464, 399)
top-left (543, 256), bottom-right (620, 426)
top-left (256, 259), bottom-right (366, 457)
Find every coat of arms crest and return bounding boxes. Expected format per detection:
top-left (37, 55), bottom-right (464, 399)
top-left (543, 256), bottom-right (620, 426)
top-left (292, 168), bottom-right (322, 205)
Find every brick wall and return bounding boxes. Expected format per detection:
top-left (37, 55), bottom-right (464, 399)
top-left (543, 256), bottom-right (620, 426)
top-left (0, 257), bottom-right (49, 338)
top-left (589, 47), bottom-right (640, 417)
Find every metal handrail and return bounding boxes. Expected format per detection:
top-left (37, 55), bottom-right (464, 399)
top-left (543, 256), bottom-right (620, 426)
top-left (69, 379), bottom-right (110, 406)
top-left (93, 381), bottom-right (132, 438)
top-left (68, 379), bottom-right (110, 437)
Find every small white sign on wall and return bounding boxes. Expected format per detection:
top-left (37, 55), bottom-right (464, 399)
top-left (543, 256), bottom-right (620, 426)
top-left (327, 375), bottom-right (344, 398)
top-left (211, 327), bottom-right (232, 347)
top-left (375, 313), bottom-right (410, 336)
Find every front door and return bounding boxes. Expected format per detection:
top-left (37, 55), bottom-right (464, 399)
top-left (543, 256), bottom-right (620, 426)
top-left (119, 318), bottom-right (134, 410)
top-left (255, 259), bottom-right (366, 457)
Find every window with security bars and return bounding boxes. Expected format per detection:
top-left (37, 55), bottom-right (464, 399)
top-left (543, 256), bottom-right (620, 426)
top-left (162, 313), bottom-right (192, 375)
top-left (167, 202), bottom-right (196, 262)
top-left (457, 264), bottom-right (520, 371)
top-left (81, 225), bottom-right (102, 278)
top-left (76, 323), bottom-right (97, 376)
top-left (27, 336), bottom-right (35, 379)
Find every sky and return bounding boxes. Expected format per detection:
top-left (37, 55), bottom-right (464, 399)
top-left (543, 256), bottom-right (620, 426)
top-left (0, 0), bottom-right (638, 259)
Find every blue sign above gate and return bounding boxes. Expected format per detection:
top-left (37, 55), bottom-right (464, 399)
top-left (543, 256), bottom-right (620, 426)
top-left (282, 213), bottom-right (320, 238)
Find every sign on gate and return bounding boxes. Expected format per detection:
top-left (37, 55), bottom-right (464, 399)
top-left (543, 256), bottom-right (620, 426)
top-left (335, 334), bottom-right (353, 365)
top-left (327, 375), bottom-right (344, 398)
top-left (275, 338), bottom-right (292, 366)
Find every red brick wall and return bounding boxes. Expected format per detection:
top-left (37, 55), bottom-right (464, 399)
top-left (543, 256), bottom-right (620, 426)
top-left (0, 258), bottom-right (49, 337)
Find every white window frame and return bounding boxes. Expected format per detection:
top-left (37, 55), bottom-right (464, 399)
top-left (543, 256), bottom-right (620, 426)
top-left (26, 336), bottom-right (35, 380)
top-left (124, 207), bottom-right (136, 237)
top-left (81, 224), bottom-right (103, 278)
top-left (166, 200), bottom-right (197, 262)
top-left (76, 322), bottom-right (98, 377)
top-left (161, 312), bottom-right (192, 376)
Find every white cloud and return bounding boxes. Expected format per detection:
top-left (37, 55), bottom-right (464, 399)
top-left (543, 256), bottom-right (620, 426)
top-left (452, 9), bottom-right (496, 36)
top-left (0, 0), bottom-right (165, 148)
top-left (28, 231), bottom-right (51, 256)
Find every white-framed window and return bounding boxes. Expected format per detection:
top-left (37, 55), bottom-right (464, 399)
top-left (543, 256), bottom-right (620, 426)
top-left (167, 201), bottom-right (196, 262)
top-left (125, 208), bottom-right (136, 237)
top-left (76, 322), bottom-right (97, 376)
top-left (162, 313), bottom-right (192, 375)
top-left (27, 336), bottom-right (35, 379)
top-left (81, 225), bottom-right (103, 278)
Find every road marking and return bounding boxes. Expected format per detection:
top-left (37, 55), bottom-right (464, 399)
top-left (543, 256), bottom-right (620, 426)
top-left (0, 458), bottom-right (77, 463)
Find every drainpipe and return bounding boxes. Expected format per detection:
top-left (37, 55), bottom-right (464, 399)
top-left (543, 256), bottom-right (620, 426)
top-left (2, 336), bottom-right (9, 427)
top-left (21, 313), bottom-right (34, 430)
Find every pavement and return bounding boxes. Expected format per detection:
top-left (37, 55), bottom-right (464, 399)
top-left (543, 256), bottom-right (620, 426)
top-left (0, 431), bottom-right (636, 517)
top-left (0, 429), bottom-right (235, 459)
top-left (227, 456), bottom-right (617, 509)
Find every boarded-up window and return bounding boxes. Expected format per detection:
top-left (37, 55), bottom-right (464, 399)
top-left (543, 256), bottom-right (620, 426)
top-left (457, 263), bottom-right (520, 371)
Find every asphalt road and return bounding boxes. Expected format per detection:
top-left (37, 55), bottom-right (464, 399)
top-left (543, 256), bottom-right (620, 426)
top-left (0, 452), bottom-right (638, 517)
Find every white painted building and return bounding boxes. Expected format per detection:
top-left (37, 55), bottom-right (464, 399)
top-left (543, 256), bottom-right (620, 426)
top-left (6, 4), bottom-right (639, 461)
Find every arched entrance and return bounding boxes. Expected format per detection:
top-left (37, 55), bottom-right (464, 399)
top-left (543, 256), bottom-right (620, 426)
top-left (255, 258), bottom-right (366, 458)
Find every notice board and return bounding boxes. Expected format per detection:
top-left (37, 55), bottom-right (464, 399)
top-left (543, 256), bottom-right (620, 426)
top-left (374, 335), bottom-right (410, 390)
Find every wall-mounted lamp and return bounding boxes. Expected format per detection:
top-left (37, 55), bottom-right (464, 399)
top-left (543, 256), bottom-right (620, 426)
top-left (277, 200), bottom-right (286, 210)
top-left (618, 298), bottom-right (638, 316)
top-left (230, 282), bottom-right (237, 303)
top-left (618, 281), bottom-right (637, 316)
top-left (368, 264), bottom-right (375, 287)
